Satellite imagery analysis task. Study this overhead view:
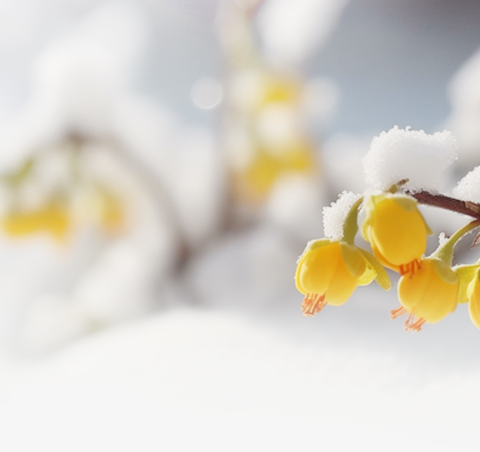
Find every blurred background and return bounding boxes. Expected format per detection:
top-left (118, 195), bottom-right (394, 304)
top-left (1, 0), bottom-right (480, 450)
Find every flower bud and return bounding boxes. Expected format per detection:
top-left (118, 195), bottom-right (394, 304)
top-left (362, 194), bottom-right (431, 276)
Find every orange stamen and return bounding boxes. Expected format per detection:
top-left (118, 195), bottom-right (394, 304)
top-left (405, 318), bottom-right (426, 333)
top-left (391, 305), bottom-right (426, 332)
top-left (399, 259), bottom-right (422, 278)
top-left (301, 293), bottom-right (327, 317)
top-left (390, 306), bottom-right (407, 320)
top-left (404, 313), bottom-right (426, 333)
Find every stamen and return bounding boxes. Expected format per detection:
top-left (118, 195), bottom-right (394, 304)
top-left (391, 304), bottom-right (425, 332)
top-left (301, 293), bottom-right (327, 317)
top-left (390, 306), bottom-right (406, 320)
top-left (399, 259), bottom-right (422, 278)
top-left (404, 313), bottom-right (425, 333)
top-left (406, 318), bottom-right (426, 333)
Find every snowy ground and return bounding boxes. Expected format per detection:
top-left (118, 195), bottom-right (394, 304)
top-left (1, 284), bottom-right (480, 451)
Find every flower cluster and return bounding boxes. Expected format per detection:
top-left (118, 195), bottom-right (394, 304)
top-left (0, 139), bottom-right (127, 245)
top-left (295, 127), bottom-right (480, 332)
top-left (218, 1), bottom-right (321, 210)
top-left (228, 70), bottom-right (318, 205)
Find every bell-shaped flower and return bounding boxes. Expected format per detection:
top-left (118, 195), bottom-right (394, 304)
top-left (394, 257), bottom-right (458, 332)
top-left (362, 193), bottom-right (432, 276)
top-left (295, 238), bottom-right (390, 316)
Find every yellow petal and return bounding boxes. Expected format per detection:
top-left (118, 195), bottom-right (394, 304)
top-left (340, 243), bottom-right (367, 278)
top-left (454, 264), bottom-right (479, 304)
top-left (468, 270), bottom-right (480, 329)
top-left (370, 195), bottom-right (428, 267)
top-left (295, 241), bottom-right (340, 295)
top-left (398, 258), bottom-right (458, 323)
top-left (324, 262), bottom-right (359, 306)
top-left (357, 248), bottom-right (391, 290)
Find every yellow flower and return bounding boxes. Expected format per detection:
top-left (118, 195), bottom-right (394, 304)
top-left (295, 239), bottom-right (390, 316)
top-left (260, 74), bottom-right (300, 107)
top-left (1, 202), bottom-right (70, 242)
top-left (234, 70), bottom-right (302, 114)
top-left (362, 194), bottom-right (432, 276)
top-left (394, 257), bottom-right (458, 332)
top-left (234, 141), bottom-right (317, 203)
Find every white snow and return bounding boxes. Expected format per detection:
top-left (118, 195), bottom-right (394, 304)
top-left (453, 166), bottom-right (480, 203)
top-left (438, 231), bottom-right (449, 247)
top-left (323, 191), bottom-right (361, 241)
top-left (0, 2), bottom-right (149, 172)
top-left (363, 126), bottom-right (458, 191)
top-left (446, 47), bottom-right (480, 168)
top-left (0, 307), bottom-right (479, 451)
top-left (256, 0), bottom-right (350, 67)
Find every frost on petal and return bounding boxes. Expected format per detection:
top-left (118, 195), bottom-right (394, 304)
top-left (323, 191), bottom-right (361, 241)
top-left (362, 126), bottom-right (458, 191)
top-left (453, 166), bottom-right (480, 203)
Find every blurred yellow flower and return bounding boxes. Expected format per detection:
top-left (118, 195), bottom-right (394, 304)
top-left (1, 202), bottom-right (70, 242)
top-left (257, 74), bottom-right (301, 109)
top-left (235, 141), bottom-right (316, 202)
top-left (232, 70), bottom-right (302, 114)
top-left (295, 239), bottom-right (390, 316)
top-left (228, 68), bottom-right (321, 206)
top-left (362, 194), bottom-right (432, 276)
top-left (394, 257), bottom-right (458, 332)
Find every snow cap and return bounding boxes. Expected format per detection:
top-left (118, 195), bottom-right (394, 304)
top-left (362, 126), bottom-right (458, 191)
top-left (323, 191), bottom-right (361, 241)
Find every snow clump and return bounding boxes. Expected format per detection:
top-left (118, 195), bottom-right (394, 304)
top-left (453, 166), bottom-right (480, 203)
top-left (323, 191), bottom-right (361, 241)
top-left (362, 126), bottom-right (458, 191)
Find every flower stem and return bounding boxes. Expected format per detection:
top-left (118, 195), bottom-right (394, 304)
top-left (342, 196), bottom-right (363, 245)
top-left (431, 219), bottom-right (480, 265)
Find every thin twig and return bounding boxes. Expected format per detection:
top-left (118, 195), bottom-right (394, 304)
top-left (406, 190), bottom-right (480, 220)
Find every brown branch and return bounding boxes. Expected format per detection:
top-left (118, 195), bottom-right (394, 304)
top-left (406, 190), bottom-right (480, 219)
